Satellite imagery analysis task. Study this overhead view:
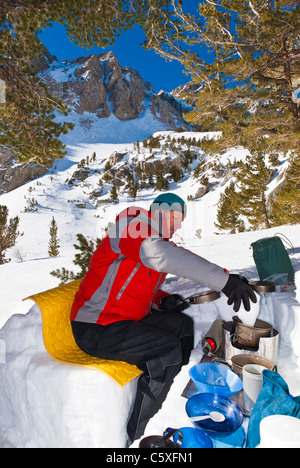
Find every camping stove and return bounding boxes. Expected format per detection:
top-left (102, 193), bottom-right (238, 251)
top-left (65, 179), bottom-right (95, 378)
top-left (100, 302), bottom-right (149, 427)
top-left (222, 321), bottom-right (280, 366)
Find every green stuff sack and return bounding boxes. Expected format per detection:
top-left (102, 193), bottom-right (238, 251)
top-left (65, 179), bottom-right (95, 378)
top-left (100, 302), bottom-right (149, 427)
top-left (251, 235), bottom-right (295, 283)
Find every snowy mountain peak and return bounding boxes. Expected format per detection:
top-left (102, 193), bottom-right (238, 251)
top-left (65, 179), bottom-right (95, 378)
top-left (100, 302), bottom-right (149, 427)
top-left (0, 50), bottom-right (191, 194)
top-left (39, 50), bottom-right (189, 134)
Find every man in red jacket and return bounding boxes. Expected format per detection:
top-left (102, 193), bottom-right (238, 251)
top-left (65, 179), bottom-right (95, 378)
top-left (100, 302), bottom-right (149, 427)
top-left (71, 192), bottom-right (256, 445)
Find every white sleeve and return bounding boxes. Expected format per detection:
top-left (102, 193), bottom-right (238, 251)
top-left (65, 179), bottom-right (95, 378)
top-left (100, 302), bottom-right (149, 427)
top-left (139, 236), bottom-right (229, 292)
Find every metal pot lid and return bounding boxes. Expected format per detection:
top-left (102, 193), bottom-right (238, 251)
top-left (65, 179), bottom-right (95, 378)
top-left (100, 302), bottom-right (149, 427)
top-left (249, 281), bottom-right (276, 293)
top-left (187, 290), bottom-right (221, 304)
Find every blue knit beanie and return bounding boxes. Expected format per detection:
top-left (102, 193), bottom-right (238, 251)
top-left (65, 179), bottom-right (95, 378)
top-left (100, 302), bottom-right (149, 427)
top-left (150, 193), bottom-right (187, 217)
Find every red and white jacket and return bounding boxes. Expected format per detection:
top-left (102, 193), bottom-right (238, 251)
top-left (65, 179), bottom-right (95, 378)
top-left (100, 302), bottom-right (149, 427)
top-left (71, 207), bottom-right (229, 326)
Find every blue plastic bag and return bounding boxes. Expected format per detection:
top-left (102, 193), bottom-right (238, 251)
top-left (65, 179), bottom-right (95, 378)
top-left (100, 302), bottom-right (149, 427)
top-left (246, 370), bottom-right (300, 448)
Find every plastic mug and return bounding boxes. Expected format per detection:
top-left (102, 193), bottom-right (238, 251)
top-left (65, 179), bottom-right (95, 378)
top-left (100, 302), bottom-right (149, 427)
top-left (242, 364), bottom-right (267, 414)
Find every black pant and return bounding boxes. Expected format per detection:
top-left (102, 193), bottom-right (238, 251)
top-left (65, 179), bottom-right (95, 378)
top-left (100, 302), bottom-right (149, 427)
top-left (71, 310), bottom-right (194, 444)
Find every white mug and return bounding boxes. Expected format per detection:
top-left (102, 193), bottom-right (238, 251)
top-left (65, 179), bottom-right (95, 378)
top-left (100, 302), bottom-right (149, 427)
top-left (242, 364), bottom-right (267, 414)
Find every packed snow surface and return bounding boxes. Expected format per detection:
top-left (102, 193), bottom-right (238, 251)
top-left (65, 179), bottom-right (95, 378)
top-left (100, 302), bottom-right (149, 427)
top-left (0, 126), bottom-right (299, 448)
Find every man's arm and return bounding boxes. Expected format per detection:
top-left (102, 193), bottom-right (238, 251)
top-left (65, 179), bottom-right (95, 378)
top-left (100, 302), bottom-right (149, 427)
top-left (139, 236), bottom-right (229, 292)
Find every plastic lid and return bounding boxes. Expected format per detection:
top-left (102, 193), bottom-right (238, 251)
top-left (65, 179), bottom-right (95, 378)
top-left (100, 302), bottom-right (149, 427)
top-left (260, 415), bottom-right (300, 448)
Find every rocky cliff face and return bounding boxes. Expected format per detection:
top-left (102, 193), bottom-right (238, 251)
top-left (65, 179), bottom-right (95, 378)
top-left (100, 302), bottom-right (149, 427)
top-left (40, 51), bottom-right (187, 129)
top-left (0, 148), bottom-right (48, 195)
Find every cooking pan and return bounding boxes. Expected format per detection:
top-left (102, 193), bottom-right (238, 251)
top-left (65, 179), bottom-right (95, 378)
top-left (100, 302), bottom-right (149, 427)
top-left (187, 290), bottom-right (221, 305)
top-left (249, 280), bottom-right (275, 293)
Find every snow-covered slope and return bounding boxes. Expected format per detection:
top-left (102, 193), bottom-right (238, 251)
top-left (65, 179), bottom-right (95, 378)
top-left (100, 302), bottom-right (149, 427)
top-left (0, 129), bottom-right (291, 324)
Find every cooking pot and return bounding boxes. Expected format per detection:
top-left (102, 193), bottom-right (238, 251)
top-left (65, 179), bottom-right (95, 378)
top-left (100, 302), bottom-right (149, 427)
top-left (233, 317), bottom-right (272, 349)
top-left (139, 428), bottom-right (183, 448)
top-left (222, 320), bottom-right (280, 365)
top-left (231, 354), bottom-right (275, 380)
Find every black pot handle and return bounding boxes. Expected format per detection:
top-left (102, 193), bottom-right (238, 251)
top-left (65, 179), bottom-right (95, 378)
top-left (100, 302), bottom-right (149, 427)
top-left (163, 428), bottom-right (183, 448)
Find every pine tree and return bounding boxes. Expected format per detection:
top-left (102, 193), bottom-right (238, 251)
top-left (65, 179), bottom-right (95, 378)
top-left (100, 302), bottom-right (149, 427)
top-left (0, 205), bottom-right (20, 264)
top-left (48, 216), bottom-right (60, 257)
top-left (271, 155), bottom-right (300, 225)
top-left (235, 152), bottom-right (273, 230)
top-left (215, 182), bottom-right (245, 234)
top-left (147, 1), bottom-right (300, 157)
top-left (170, 164), bottom-right (183, 183)
top-left (136, 140), bottom-right (140, 154)
top-left (156, 175), bottom-right (169, 191)
top-left (129, 182), bottom-right (139, 200)
top-left (72, 234), bottom-right (101, 277)
top-left (50, 233), bottom-right (101, 284)
top-left (0, 0), bottom-right (171, 164)
top-left (144, 164), bottom-right (154, 186)
top-left (110, 185), bottom-right (119, 202)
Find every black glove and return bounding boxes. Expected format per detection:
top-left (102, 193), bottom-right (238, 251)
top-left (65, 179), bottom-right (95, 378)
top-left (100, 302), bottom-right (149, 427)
top-left (222, 274), bottom-right (257, 312)
top-left (159, 294), bottom-right (190, 313)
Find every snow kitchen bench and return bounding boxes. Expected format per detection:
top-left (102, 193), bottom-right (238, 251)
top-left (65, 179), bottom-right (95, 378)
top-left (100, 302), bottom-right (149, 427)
top-left (0, 280), bottom-right (141, 448)
top-left (0, 274), bottom-right (298, 448)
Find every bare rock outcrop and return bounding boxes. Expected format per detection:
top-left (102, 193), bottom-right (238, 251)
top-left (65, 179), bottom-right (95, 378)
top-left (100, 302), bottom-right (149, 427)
top-left (0, 147), bottom-right (48, 194)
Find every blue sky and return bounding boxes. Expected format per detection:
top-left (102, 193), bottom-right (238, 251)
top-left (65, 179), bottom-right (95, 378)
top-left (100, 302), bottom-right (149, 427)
top-left (39, 2), bottom-right (203, 93)
top-left (40, 24), bottom-right (187, 93)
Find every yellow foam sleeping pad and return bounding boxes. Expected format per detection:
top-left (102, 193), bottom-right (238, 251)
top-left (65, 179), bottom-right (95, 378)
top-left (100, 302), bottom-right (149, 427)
top-left (23, 280), bottom-right (142, 387)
